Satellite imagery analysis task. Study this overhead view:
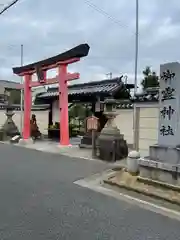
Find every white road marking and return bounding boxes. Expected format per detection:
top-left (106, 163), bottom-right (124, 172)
top-left (74, 174), bottom-right (180, 221)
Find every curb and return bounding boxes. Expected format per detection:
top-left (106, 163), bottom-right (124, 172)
top-left (0, 141), bottom-right (9, 144)
top-left (104, 178), bottom-right (180, 206)
top-left (137, 176), bottom-right (180, 192)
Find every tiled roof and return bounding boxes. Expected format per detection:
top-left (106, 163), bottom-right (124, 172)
top-left (133, 87), bottom-right (159, 102)
top-left (116, 103), bottom-right (133, 109)
top-left (0, 104), bottom-right (49, 111)
top-left (103, 87), bottom-right (160, 109)
top-left (0, 80), bottom-right (21, 90)
top-left (37, 77), bottom-right (134, 99)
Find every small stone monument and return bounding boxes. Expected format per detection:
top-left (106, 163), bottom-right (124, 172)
top-left (139, 62), bottom-right (180, 184)
top-left (0, 104), bottom-right (20, 141)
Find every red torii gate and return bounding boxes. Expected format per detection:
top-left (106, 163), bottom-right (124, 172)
top-left (13, 44), bottom-right (90, 145)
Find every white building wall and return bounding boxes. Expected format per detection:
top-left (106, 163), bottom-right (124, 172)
top-left (113, 104), bottom-right (159, 156)
top-left (11, 99), bottom-right (158, 157)
top-left (114, 109), bottom-right (134, 145)
top-left (138, 106), bottom-right (159, 157)
top-left (0, 110), bottom-right (49, 135)
top-left (52, 100), bottom-right (59, 123)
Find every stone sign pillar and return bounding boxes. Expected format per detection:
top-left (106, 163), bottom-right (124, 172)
top-left (138, 62), bottom-right (180, 185)
top-left (149, 62), bottom-right (180, 164)
top-left (158, 62), bottom-right (180, 146)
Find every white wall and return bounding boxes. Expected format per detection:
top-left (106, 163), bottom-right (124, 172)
top-left (138, 106), bottom-right (159, 157)
top-left (113, 105), bottom-right (159, 156)
top-left (49, 101), bottom-right (160, 157)
top-left (114, 109), bottom-right (134, 145)
top-left (0, 110), bottom-right (49, 135)
top-left (51, 104), bottom-right (160, 156)
top-left (52, 100), bottom-right (59, 123)
top-left (52, 104), bottom-right (134, 144)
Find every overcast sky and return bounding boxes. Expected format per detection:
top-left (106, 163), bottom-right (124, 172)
top-left (0, 0), bottom-right (180, 86)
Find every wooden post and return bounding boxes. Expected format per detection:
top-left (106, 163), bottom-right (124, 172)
top-left (92, 130), bottom-right (96, 158)
top-left (86, 116), bottom-right (98, 159)
top-left (112, 140), bottom-right (116, 162)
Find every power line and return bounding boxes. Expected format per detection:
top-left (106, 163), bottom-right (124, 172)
top-left (0, 0), bottom-right (19, 15)
top-left (82, 0), bottom-right (126, 28)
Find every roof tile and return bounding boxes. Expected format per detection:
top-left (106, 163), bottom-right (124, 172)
top-left (38, 78), bottom-right (126, 99)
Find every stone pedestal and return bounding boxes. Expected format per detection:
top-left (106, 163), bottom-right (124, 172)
top-left (0, 105), bottom-right (20, 141)
top-left (98, 111), bottom-right (128, 161)
top-left (149, 144), bottom-right (180, 164)
top-left (79, 131), bottom-right (100, 148)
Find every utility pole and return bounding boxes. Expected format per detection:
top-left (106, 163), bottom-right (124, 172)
top-left (0, 0), bottom-right (19, 15)
top-left (20, 44), bottom-right (23, 135)
top-left (133, 0), bottom-right (139, 150)
top-left (134, 0), bottom-right (139, 95)
top-left (106, 72), bottom-right (112, 79)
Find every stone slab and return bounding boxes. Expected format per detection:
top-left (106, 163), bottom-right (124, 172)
top-left (10, 135), bottom-right (21, 144)
top-left (149, 144), bottom-right (180, 164)
top-left (18, 138), bottom-right (34, 145)
top-left (104, 169), bottom-right (180, 206)
top-left (138, 158), bottom-right (180, 185)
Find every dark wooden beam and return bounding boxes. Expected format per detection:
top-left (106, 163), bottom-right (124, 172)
top-left (13, 43), bottom-right (90, 75)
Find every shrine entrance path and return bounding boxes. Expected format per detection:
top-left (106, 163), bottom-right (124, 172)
top-left (3, 138), bottom-right (127, 167)
top-left (0, 143), bottom-right (180, 239)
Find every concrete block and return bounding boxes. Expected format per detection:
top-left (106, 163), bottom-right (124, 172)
top-left (138, 158), bottom-right (150, 167)
top-left (176, 174), bottom-right (180, 186)
top-left (149, 144), bottom-right (180, 164)
top-left (18, 139), bottom-right (26, 145)
top-left (10, 135), bottom-right (21, 144)
top-left (171, 165), bottom-right (178, 172)
top-left (151, 169), bottom-right (159, 180)
top-left (139, 166), bottom-right (151, 178)
top-left (138, 156), bottom-right (180, 185)
top-left (149, 144), bottom-right (164, 161)
top-left (19, 138), bottom-right (34, 145)
top-left (176, 165), bottom-right (180, 173)
top-left (158, 170), bottom-right (176, 185)
top-left (148, 160), bottom-right (158, 168)
top-left (168, 148), bottom-right (180, 165)
top-left (158, 162), bottom-right (175, 172)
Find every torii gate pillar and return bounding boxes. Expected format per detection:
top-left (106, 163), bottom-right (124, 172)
top-left (23, 73), bottom-right (32, 140)
top-left (58, 64), bottom-right (69, 145)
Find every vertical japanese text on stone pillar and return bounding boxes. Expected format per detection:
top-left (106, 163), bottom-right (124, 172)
top-left (158, 62), bottom-right (180, 146)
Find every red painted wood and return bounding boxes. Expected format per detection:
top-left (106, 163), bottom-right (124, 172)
top-left (23, 74), bottom-right (32, 139)
top-left (18, 58), bottom-right (80, 76)
top-left (18, 73), bottom-right (80, 89)
top-left (58, 64), bottom-right (70, 145)
top-left (16, 57), bottom-right (81, 145)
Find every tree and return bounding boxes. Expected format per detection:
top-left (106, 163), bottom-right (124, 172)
top-left (68, 104), bottom-right (91, 119)
top-left (9, 89), bottom-right (21, 104)
top-left (141, 66), bottom-right (159, 90)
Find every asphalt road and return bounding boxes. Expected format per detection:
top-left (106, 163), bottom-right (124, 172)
top-left (0, 143), bottom-right (180, 239)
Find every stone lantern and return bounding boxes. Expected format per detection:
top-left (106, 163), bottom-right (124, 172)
top-left (97, 98), bottom-right (128, 161)
top-left (0, 92), bottom-right (20, 141)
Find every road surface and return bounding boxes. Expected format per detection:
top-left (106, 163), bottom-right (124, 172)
top-left (0, 143), bottom-right (179, 239)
